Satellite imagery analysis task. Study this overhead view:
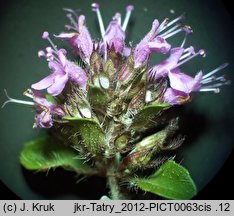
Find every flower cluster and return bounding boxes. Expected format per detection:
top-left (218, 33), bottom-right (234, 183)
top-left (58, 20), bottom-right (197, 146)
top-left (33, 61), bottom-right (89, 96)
top-left (3, 3), bottom-right (230, 200)
top-left (4, 3), bottom-right (228, 128)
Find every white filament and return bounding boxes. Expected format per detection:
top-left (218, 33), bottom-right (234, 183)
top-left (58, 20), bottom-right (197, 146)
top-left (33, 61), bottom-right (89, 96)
top-left (2, 89), bottom-right (34, 108)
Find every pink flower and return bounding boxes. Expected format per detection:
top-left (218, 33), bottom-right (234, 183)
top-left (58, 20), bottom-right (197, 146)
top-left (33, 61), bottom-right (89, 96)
top-left (92, 3), bottom-right (134, 56)
top-left (133, 15), bottom-right (190, 68)
top-left (32, 90), bottom-right (65, 128)
top-left (149, 47), bottom-right (185, 79)
top-left (56, 12), bottom-right (93, 64)
top-left (163, 70), bottom-right (203, 105)
top-left (31, 32), bottom-right (88, 96)
top-left (163, 88), bottom-right (191, 105)
top-left (134, 20), bottom-right (171, 68)
top-left (163, 63), bottom-right (229, 105)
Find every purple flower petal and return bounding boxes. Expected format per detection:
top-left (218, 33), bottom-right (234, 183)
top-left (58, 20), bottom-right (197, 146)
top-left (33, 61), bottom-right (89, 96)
top-left (140, 19), bottom-right (160, 44)
top-left (134, 46), bottom-right (150, 68)
top-left (148, 36), bottom-right (171, 54)
top-left (51, 105), bottom-right (65, 116)
top-left (65, 61), bottom-right (88, 88)
top-left (74, 15), bottom-right (93, 63)
top-left (32, 91), bottom-right (53, 108)
top-left (57, 50), bottom-right (67, 67)
top-left (134, 19), bottom-right (163, 67)
top-left (47, 73), bottom-right (69, 96)
top-left (163, 88), bottom-right (190, 105)
top-left (169, 69), bottom-right (203, 93)
top-left (169, 47), bottom-right (184, 63)
top-left (31, 73), bottom-right (55, 90)
top-left (109, 38), bottom-right (124, 53)
top-left (104, 20), bottom-right (125, 43)
top-left (48, 61), bottom-right (63, 72)
top-left (192, 71), bottom-right (203, 91)
top-left (149, 47), bottom-right (184, 79)
top-left (36, 110), bottom-right (53, 128)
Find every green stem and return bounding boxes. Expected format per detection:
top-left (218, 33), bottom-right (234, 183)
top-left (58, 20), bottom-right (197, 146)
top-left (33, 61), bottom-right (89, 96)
top-left (107, 156), bottom-right (125, 200)
top-left (107, 173), bottom-right (122, 200)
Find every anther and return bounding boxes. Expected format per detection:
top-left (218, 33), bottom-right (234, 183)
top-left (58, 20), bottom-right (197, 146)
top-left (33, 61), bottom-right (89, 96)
top-left (91, 3), bottom-right (105, 39)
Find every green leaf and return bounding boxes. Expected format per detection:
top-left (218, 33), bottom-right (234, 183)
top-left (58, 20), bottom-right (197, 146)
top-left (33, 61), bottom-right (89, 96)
top-left (88, 84), bottom-right (109, 110)
top-left (63, 117), bottom-right (106, 155)
top-left (20, 136), bottom-right (95, 175)
top-left (134, 160), bottom-right (197, 199)
top-left (131, 102), bottom-right (170, 131)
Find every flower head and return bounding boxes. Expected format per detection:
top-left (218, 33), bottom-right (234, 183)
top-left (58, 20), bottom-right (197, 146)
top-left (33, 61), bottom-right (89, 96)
top-left (3, 4), bottom-right (229, 126)
top-left (3, 3), bottom-right (231, 201)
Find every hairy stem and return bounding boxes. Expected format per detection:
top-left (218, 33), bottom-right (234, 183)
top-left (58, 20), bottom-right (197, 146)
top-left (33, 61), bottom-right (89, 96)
top-left (107, 173), bottom-right (122, 200)
top-left (107, 155), bottom-right (125, 200)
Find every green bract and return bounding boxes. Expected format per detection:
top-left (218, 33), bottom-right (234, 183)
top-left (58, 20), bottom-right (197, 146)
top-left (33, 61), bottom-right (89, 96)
top-left (20, 137), bottom-right (95, 175)
top-left (134, 160), bottom-right (197, 199)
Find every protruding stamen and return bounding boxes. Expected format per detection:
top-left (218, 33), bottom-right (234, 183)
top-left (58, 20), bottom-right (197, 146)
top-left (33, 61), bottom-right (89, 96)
top-left (46, 47), bottom-right (53, 53)
top-left (180, 26), bottom-right (192, 48)
top-left (173, 49), bottom-right (205, 69)
top-left (66, 13), bottom-right (79, 30)
top-left (38, 50), bottom-right (45, 57)
top-left (201, 75), bottom-right (228, 84)
top-left (183, 46), bottom-right (195, 54)
top-left (183, 25), bottom-right (193, 34)
top-left (2, 89), bottom-right (34, 108)
top-left (91, 3), bottom-right (105, 39)
top-left (179, 47), bottom-right (195, 60)
top-left (156, 18), bottom-right (169, 34)
top-left (166, 14), bottom-right (184, 28)
top-left (42, 31), bottom-right (49, 39)
top-left (201, 76), bottom-right (216, 84)
top-left (63, 8), bottom-right (79, 20)
top-left (199, 49), bottom-right (205, 56)
top-left (163, 28), bottom-right (182, 39)
top-left (42, 32), bottom-right (58, 52)
top-left (202, 63), bottom-right (229, 79)
top-left (23, 89), bottom-right (34, 99)
top-left (180, 34), bottom-right (187, 48)
top-left (159, 24), bottom-right (180, 38)
top-left (158, 14), bottom-right (184, 33)
top-left (203, 81), bottom-right (231, 88)
top-left (179, 51), bottom-right (192, 60)
top-left (199, 88), bottom-right (220, 93)
top-left (64, 24), bottom-right (77, 31)
top-left (122, 5), bottom-right (134, 31)
top-left (216, 76), bottom-right (228, 82)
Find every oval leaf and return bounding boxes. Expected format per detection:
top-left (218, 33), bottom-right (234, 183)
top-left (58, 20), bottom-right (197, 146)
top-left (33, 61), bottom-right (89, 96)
top-left (20, 136), bottom-right (95, 175)
top-left (134, 160), bottom-right (197, 199)
top-left (63, 117), bottom-right (106, 156)
top-left (131, 102), bottom-right (170, 131)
